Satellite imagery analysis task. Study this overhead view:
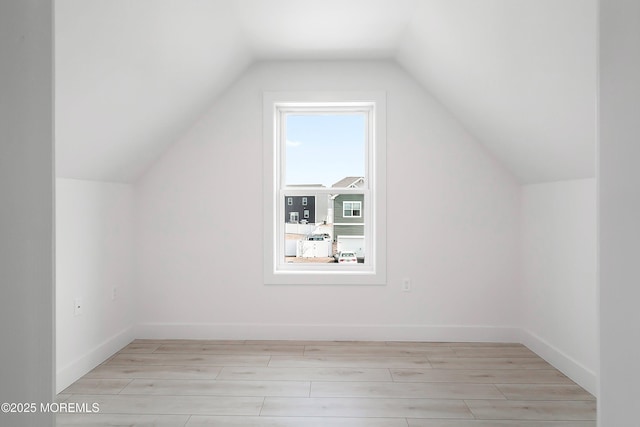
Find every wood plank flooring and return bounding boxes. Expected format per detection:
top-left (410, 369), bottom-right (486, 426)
top-left (56, 340), bottom-right (596, 426)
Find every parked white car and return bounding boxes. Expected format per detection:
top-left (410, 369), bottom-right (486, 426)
top-left (337, 251), bottom-right (357, 264)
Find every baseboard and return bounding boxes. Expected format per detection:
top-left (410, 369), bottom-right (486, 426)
top-left (520, 329), bottom-right (598, 397)
top-left (135, 322), bottom-right (521, 343)
top-left (56, 326), bottom-right (135, 393)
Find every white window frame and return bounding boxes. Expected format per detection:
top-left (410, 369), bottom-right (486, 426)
top-left (263, 91), bottom-right (387, 285)
top-left (342, 201), bottom-right (362, 218)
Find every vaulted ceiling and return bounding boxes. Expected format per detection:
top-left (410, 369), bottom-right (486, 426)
top-left (55, 0), bottom-right (596, 184)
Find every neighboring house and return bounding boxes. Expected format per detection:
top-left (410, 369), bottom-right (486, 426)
top-left (285, 195), bottom-right (316, 223)
top-left (331, 177), bottom-right (365, 240)
top-left (285, 184), bottom-right (330, 224)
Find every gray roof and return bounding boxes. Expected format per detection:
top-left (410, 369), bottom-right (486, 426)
top-left (332, 177), bottom-right (364, 188)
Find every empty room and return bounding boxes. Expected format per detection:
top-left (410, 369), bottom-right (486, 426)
top-left (5, 0), bottom-right (640, 426)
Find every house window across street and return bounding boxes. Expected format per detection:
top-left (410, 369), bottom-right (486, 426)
top-left (343, 201), bottom-right (362, 218)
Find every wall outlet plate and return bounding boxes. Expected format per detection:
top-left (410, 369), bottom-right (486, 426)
top-left (402, 278), bottom-right (411, 292)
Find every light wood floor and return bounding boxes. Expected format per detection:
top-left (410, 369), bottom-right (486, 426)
top-left (56, 340), bottom-right (596, 426)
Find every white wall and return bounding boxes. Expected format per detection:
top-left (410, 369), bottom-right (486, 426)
top-left (521, 179), bottom-right (597, 395)
top-left (0, 1), bottom-right (55, 425)
top-left (135, 61), bottom-right (521, 341)
top-left (56, 179), bottom-right (135, 392)
top-left (599, 0), bottom-right (640, 424)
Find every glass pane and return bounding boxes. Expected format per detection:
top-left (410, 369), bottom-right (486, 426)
top-left (283, 192), bottom-right (365, 264)
top-left (285, 114), bottom-right (365, 187)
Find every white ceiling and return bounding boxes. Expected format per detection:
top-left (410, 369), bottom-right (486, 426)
top-left (55, 0), bottom-right (596, 184)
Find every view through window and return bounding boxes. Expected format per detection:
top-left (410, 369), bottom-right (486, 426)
top-left (281, 111), bottom-right (368, 266)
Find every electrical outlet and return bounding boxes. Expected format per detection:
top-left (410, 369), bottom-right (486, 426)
top-left (112, 287), bottom-right (117, 301)
top-left (402, 278), bottom-right (411, 292)
top-left (74, 298), bottom-right (83, 316)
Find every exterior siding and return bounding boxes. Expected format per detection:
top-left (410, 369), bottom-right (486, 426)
top-left (284, 196), bottom-right (315, 223)
top-left (333, 194), bottom-right (364, 223)
top-left (333, 194), bottom-right (364, 238)
top-left (334, 224), bottom-right (364, 237)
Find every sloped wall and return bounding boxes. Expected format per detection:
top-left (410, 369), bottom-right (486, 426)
top-left (134, 61), bottom-right (521, 340)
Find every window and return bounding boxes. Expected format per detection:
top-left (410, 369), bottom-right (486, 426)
top-left (343, 201), bottom-right (362, 218)
top-left (263, 92), bottom-right (387, 285)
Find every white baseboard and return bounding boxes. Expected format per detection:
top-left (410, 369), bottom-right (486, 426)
top-left (56, 326), bottom-right (135, 393)
top-left (520, 329), bottom-right (598, 397)
top-left (135, 322), bottom-right (521, 343)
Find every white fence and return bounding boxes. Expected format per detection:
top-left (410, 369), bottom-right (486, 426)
top-left (284, 223), bottom-right (333, 257)
top-left (296, 240), bottom-right (332, 258)
top-left (285, 223), bottom-right (316, 235)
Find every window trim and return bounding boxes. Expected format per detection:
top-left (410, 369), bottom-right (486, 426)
top-left (263, 91), bottom-right (387, 285)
